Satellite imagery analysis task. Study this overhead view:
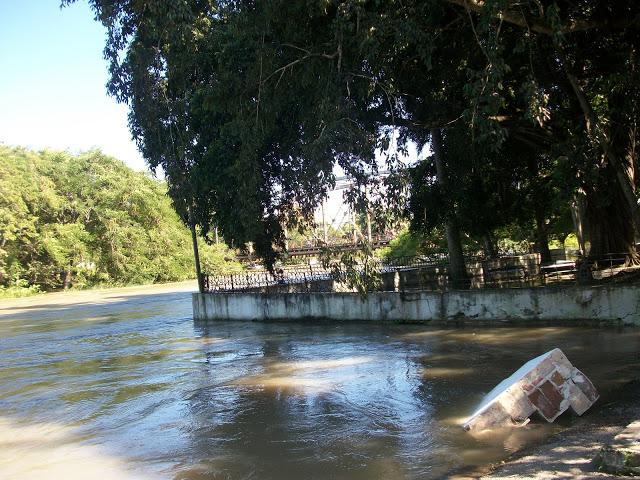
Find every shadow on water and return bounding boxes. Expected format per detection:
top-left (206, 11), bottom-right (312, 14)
top-left (0, 288), bottom-right (639, 479)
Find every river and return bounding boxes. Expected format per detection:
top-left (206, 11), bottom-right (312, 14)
top-left (0, 283), bottom-right (638, 479)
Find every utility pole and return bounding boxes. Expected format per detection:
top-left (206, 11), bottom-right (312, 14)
top-left (321, 201), bottom-right (328, 243)
top-left (364, 185), bottom-right (372, 243)
top-left (351, 209), bottom-right (357, 244)
top-left (188, 205), bottom-right (204, 294)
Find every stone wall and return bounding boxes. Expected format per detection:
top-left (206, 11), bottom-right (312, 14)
top-left (193, 285), bottom-right (640, 325)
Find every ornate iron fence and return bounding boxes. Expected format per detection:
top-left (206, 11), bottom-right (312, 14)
top-left (204, 270), bottom-right (336, 293)
top-left (203, 252), bottom-right (638, 293)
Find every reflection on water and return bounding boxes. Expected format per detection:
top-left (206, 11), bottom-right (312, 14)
top-left (232, 356), bottom-right (374, 392)
top-left (0, 289), bottom-right (639, 479)
top-left (0, 417), bottom-right (151, 480)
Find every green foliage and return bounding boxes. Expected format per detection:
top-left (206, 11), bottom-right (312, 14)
top-left (201, 243), bottom-right (244, 276)
top-left (0, 146), bottom-right (240, 292)
top-left (378, 230), bottom-right (424, 259)
top-left (0, 282), bottom-right (41, 299)
top-left (70, 0), bottom-right (640, 268)
top-left (321, 242), bottom-right (382, 297)
top-left (378, 228), bottom-right (447, 259)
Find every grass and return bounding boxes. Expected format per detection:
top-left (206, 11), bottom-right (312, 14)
top-left (0, 285), bottom-right (41, 299)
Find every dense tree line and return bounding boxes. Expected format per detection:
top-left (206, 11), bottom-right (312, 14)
top-left (71, 0), bottom-right (639, 279)
top-left (0, 147), bottom-right (241, 294)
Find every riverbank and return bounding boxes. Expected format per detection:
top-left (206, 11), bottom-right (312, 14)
top-left (0, 280), bottom-right (197, 316)
top-left (451, 379), bottom-right (640, 479)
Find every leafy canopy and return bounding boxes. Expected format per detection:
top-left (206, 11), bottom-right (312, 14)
top-left (69, 0), bottom-right (640, 264)
top-left (0, 146), bottom-right (241, 292)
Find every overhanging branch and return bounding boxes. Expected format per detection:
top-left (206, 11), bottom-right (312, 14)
top-left (444, 0), bottom-right (640, 36)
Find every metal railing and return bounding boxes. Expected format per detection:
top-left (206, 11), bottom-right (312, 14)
top-left (204, 269), bottom-right (335, 293)
top-left (203, 252), bottom-right (638, 293)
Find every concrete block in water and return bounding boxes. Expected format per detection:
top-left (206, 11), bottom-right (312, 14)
top-left (463, 348), bottom-right (598, 432)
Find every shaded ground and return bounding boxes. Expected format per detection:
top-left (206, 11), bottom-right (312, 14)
top-left (471, 380), bottom-right (640, 479)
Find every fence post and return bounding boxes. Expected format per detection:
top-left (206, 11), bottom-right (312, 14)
top-left (609, 254), bottom-right (613, 279)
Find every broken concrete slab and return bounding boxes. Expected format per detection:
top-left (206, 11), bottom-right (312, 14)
top-left (594, 420), bottom-right (640, 475)
top-left (464, 348), bottom-right (598, 432)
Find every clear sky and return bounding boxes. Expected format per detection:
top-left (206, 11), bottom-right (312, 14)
top-left (0, 0), bottom-right (147, 171)
top-left (0, 1), bottom-right (418, 227)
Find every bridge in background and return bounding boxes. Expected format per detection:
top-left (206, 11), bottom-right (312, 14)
top-left (236, 235), bottom-right (394, 261)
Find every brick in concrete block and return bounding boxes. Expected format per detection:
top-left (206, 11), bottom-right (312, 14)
top-left (527, 388), bottom-right (560, 421)
top-left (539, 380), bottom-right (564, 411)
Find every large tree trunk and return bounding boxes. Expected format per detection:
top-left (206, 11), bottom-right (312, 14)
top-left (62, 265), bottom-right (72, 290)
top-left (445, 220), bottom-right (469, 288)
top-left (534, 206), bottom-right (552, 265)
top-left (584, 165), bottom-right (635, 260)
top-left (483, 232), bottom-right (498, 258)
top-left (431, 128), bottom-right (469, 288)
top-left (570, 192), bottom-right (587, 255)
top-left (559, 53), bottom-right (639, 266)
top-left (561, 60), bottom-right (640, 240)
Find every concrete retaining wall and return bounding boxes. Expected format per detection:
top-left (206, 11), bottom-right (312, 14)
top-left (192, 285), bottom-right (640, 325)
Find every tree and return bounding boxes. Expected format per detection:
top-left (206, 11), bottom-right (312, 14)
top-left (71, 0), bottom-right (640, 276)
top-left (0, 146), bottom-right (242, 292)
top-left (436, 0), bottom-right (640, 260)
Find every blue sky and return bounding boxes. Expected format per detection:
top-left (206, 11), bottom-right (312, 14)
top-left (0, 1), bottom-right (417, 226)
top-left (0, 1), bottom-right (147, 171)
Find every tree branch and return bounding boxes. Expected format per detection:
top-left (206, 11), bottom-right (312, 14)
top-left (262, 50), bottom-right (340, 85)
top-left (374, 115), bottom-right (463, 131)
top-left (444, 0), bottom-right (640, 36)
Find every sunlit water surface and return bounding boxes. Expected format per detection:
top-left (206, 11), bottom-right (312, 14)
top-left (1, 287), bottom-right (638, 479)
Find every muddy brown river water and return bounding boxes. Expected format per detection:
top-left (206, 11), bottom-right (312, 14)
top-left (0, 283), bottom-right (638, 479)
